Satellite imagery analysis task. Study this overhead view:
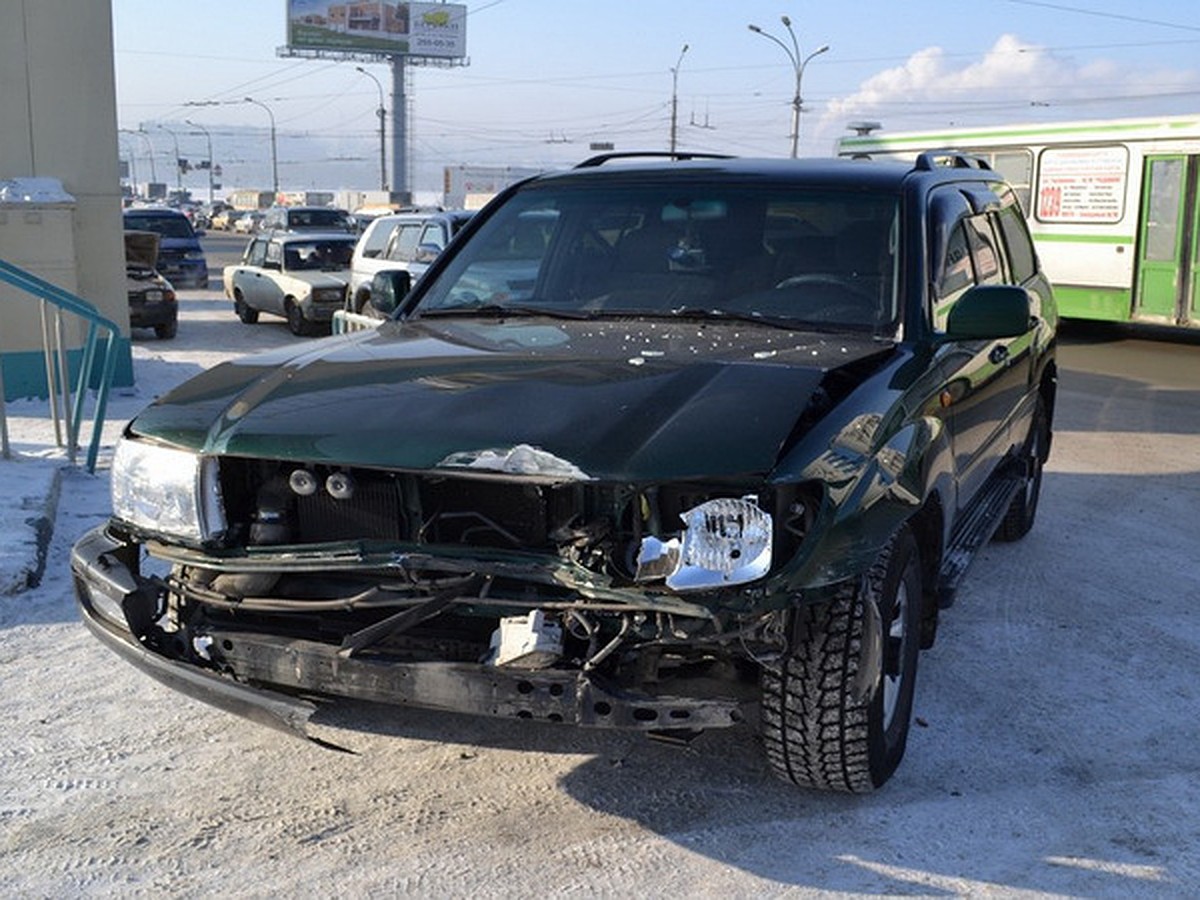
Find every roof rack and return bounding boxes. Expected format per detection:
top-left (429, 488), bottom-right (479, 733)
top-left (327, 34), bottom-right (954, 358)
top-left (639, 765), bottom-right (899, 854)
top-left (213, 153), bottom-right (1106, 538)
top-left (574, 151), bottom-right (733, 169)
top-left (913, 149), bottom-right (993, 171)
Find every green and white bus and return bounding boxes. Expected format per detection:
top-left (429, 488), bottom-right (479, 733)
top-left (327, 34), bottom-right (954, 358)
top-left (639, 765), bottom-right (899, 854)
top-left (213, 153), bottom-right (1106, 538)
top-left (837, 115), bottom-right (1200, 330)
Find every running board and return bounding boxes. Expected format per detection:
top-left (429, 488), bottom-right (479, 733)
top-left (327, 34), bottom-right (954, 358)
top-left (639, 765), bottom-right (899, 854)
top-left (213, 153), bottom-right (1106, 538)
top-left (936, 468), bottom-right (1023, 608)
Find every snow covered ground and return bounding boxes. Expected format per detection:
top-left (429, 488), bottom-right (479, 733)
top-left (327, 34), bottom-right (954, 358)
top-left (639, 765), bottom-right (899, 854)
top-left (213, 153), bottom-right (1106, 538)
top-left (2, 295), bottom-right (1199, 897)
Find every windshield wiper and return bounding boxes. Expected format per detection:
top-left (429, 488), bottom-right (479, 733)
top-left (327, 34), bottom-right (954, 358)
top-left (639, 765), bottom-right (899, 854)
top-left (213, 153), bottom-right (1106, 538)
top-left (418, 301), bottom-right (595, 320)
top-left (663, 306), bottom-right (810, 330)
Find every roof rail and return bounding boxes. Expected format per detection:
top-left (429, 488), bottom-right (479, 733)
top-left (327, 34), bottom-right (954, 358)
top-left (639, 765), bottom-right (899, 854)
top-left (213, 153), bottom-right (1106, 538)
top-left (574, 151), bottom-right (733, 169)
top-left (914, 149), bottom-right (993, 172)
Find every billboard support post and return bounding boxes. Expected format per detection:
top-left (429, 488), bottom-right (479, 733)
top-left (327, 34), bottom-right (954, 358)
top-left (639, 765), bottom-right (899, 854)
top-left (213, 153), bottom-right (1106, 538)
top-left (391, 58), bottom-right (408, 204)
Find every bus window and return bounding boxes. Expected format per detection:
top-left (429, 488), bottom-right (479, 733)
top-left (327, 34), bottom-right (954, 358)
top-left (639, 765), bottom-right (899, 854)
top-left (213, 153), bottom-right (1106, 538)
top-left (985, 150), bottom-right (1033, 214)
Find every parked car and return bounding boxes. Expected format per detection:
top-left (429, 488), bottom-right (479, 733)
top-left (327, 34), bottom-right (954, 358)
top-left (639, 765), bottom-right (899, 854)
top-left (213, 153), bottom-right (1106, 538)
top-left (210, 209), bottom-right (244, 231)
top-left (195, 200), bottom-right (232, 229)
top-left (123, 230), bottom-right (176, 339)
top-left (121, 207), bottom-right (208, 288)
top-left (234, 210), bottom-right (264, 234)
top-left (221, 232), bottom-right (357, 335)
top-left (347, 209), bottom-right (474, 312)
top-left (260, 205), bottom-right (354, 234)
top-left (74, 152), bottom-right (1057, 793)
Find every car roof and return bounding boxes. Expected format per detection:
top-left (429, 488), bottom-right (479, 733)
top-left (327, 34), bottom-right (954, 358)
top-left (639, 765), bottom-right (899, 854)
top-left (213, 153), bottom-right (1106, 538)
top-left (369, 209), bottom-right (474, 227)
top-left (266, 231), bottom-right (358, 243)
top-left (124, 206), bottom-right (188, 216)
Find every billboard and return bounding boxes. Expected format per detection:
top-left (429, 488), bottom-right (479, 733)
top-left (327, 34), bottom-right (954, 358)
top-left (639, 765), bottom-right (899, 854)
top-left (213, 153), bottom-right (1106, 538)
top-left (286, 2), bottom-right (467, 58)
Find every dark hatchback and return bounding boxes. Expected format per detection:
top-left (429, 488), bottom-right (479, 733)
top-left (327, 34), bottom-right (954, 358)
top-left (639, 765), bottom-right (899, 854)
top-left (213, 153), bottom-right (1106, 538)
top-left (74, 153), bottom-right (1056, 793)
top-left (124, 230), bottom-right (177, 339)
top-left (122, 207), bottom-right (209, 288)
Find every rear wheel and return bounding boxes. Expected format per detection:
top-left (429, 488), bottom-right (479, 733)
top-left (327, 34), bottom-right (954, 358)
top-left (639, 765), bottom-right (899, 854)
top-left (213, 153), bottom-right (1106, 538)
top-left (995, 396), bottom-right (1049, 542)
top-left (153, 320), bottom-right (177, 340)
top-left (761, 525), bottom-right (922, 792)
top-left (234, 292), bottom-right (258, 324)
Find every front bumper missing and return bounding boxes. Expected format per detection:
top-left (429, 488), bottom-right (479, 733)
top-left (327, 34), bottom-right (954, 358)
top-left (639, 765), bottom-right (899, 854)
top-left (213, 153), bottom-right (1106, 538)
top-left (71, 526), bottom-right (745, 746)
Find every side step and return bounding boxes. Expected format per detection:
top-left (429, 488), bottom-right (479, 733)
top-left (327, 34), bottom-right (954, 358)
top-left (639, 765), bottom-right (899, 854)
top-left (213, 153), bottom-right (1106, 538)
top-left (936, 467), bottom-right (1023, 608)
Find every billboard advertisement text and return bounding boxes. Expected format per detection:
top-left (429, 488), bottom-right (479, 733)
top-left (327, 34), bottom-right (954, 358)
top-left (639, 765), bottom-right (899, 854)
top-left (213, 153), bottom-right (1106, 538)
top-left (286, 2), bottom-right (467, 58)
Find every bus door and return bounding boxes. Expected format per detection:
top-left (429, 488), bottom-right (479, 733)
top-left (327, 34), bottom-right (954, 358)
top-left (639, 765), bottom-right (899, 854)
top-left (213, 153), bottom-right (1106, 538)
top-left (1135, 154), bottom-right (1200, 324)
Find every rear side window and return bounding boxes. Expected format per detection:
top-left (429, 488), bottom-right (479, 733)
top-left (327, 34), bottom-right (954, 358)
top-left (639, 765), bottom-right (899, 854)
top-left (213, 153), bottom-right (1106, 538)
top-left (964, 215), bottom-right (1002, 284)
top-left (995, 201), bottom-right (1037, 283)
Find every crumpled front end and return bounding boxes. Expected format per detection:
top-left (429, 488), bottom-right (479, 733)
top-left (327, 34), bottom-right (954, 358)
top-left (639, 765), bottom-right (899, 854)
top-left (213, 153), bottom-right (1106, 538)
top-left (72, 448), bottom-right (828, 743)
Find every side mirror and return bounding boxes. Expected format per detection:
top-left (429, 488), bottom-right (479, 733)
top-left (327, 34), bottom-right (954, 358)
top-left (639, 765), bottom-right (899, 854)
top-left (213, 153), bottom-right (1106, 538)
top-left (413, 243), bottom-right (443, 264)
top-left (943, 284), bottom-right (1034, 341)
top-left (368, 269), bottom-right (412, 316)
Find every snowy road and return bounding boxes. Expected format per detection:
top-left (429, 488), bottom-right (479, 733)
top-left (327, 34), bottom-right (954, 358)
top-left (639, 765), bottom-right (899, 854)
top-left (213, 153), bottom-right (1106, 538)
top-left (2, 298), bottom-right (1199, 897)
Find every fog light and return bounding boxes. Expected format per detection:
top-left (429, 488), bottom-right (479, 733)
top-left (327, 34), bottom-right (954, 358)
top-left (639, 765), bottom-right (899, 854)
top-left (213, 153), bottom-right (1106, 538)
top-left (325, 471), bottom-right (355, 500)
top-left (289, 469), bottom-right (318, 496)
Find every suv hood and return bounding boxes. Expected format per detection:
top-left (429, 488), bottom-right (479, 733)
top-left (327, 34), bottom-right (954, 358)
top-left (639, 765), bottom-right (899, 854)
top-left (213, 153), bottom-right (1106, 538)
top-left (131, 318), bottom-right (892, 481)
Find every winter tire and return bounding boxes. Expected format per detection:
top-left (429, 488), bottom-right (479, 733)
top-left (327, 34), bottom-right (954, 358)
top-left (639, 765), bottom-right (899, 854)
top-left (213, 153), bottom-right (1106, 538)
top-left (761, 525), bottom-right (923, 792)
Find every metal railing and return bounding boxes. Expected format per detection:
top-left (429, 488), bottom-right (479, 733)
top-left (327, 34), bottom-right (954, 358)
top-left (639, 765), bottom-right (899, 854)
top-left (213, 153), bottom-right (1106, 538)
top-left (0, 258), bottom-right (123, 473)
top-left (332, 309), bottom-right (380, 334)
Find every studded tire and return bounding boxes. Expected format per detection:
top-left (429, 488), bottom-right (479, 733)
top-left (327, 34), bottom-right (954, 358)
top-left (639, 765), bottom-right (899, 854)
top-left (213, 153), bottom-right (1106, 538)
top-left (761, 525), bottom-right (922, 793)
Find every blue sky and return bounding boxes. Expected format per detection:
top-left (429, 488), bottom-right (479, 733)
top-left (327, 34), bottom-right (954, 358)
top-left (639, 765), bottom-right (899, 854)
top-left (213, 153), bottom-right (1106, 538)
top-left (111, 0), bottom-right (1200, 194)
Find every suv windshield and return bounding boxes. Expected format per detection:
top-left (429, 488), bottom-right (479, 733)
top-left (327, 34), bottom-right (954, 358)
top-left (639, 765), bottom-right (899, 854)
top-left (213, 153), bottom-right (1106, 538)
top-left (415, 181), bottom-right (901, 333)
top-left (124, 213), bottom-right (195, 239)
top-left (291, 209), bottom-right (350, 230)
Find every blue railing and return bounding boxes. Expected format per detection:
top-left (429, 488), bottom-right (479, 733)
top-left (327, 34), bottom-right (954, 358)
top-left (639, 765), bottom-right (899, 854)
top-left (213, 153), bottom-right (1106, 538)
top-left (0, 258), bottom-right (123, 473)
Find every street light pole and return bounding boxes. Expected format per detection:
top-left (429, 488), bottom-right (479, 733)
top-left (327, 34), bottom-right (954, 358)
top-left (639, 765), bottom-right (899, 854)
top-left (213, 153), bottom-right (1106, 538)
top-left (244, 97), bottom-right (279, 197)
top-left (154, 123), bottom-right (183, 191)
top-left (135, 128), bottom-right (158, 184)
top-left (356, 66), bottom-right (388, 192)
top-left (118, 131), bottom-right (139, 198)
top-left (185, 119), bottom-right (214, 203)
top-left (669, 44), bottom-right (688, 154)
top-left (748, 16), bottom-right (829, 158)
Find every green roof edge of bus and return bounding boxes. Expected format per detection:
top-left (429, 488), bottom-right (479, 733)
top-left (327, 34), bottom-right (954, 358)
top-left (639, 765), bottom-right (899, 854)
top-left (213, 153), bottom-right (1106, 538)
top-left (839, 114), bottom-right (1200, 150)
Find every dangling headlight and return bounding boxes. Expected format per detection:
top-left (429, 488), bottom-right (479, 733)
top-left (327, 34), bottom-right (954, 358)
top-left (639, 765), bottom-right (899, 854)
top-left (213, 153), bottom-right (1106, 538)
top-left (110, 438), bottom-right (226, 543)
top-left (635, 496), bottom-right (772, 592)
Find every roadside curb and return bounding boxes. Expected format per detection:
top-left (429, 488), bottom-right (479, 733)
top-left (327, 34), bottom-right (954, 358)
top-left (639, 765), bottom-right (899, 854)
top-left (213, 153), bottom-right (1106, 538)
top-left (0, 456), bottom-right (65, 595)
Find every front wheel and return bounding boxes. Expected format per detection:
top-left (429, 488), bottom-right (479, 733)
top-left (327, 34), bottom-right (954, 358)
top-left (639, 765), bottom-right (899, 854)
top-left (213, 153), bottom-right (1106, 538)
top-left (761, 525), bottom-right (923, 792)
top-left (285, 299), bottom-right (309, 336)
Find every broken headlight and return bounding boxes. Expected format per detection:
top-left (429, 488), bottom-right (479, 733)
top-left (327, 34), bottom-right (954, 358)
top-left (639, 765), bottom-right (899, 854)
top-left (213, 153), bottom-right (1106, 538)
top-left (635, 496), bottom-right (772, 592)
top-left (110, 438), bottom-right (226, 543)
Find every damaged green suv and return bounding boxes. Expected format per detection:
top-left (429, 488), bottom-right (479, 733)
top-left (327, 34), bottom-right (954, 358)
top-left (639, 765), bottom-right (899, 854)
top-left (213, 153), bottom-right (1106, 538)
top-left (73, 152), bottom-right (1056, 792)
